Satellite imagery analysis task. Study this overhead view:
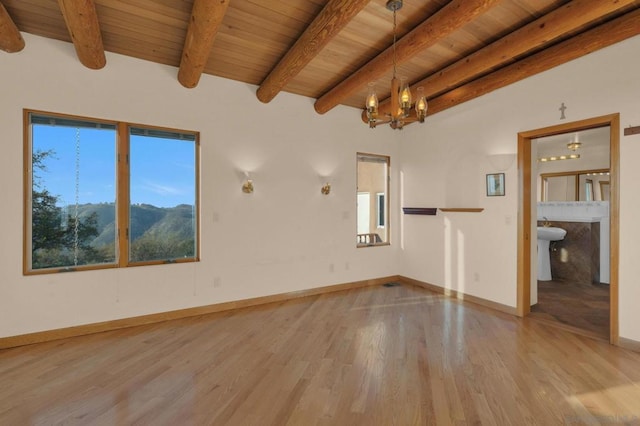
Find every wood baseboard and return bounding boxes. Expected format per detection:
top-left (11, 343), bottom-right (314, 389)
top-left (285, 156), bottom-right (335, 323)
top-left (7, 274), bottom-right (634, 353)
top-left (618, 337), bottom-right (640, 353)
top-left (0, 275), bottom-right (400, 350)
top-left (398, 275), bottom-right (519, 316)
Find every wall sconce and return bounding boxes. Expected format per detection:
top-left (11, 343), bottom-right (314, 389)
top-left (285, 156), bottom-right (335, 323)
top-left (242, 172), bottom-right (254, 194)
top-left (242, 179), bottom-right (253, 194)
top-left (487, 153), bottom-right (516, 171)
top-left (321, 183), bottom-right (331, 195)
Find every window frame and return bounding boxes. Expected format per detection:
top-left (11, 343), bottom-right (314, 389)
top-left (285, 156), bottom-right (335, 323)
top-left (585, 179), bottom-right (594, 201)
top-left (356, 152), bottom-right (390, 248)
top-left (23, 109), bottom-right (200, 275)
top-left (376, 192), bottom-right (385, 229)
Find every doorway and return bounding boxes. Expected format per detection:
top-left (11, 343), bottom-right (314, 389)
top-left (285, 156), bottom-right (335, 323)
top-left (517, 114), bottom-right (620, 345)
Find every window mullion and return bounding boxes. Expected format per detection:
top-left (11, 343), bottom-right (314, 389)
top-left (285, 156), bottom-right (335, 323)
top-left (117, 122), bottom-right (130, 268)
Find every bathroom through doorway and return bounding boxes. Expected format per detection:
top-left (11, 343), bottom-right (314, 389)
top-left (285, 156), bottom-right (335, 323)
top-left (518, 114), bottom-right (620, 344)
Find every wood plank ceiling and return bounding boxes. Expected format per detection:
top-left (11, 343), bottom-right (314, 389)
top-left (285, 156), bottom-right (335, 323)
top-left (1, 0), bottom-right (639, 126)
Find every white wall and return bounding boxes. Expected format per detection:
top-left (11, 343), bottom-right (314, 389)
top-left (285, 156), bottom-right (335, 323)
top-left (0, 34), bottom-right (401, 338)
top-left (3, 33), bottom-right (640, 345)
top-left (399, 35), bottom-right (640, 342)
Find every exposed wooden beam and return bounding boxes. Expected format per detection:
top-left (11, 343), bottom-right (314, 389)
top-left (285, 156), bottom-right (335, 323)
top-left (369, 0), bottom-right (637, 122)
top-left (0, 3), bottom-right (25, 53)
top-left (314, 0), bottom-right (502, 115)
top-left (256, 0), bottom-right (371, 104)
top-left (178, 0), bottom-right (230, 88)
top-left (403, 8), bottom-right (640, 122)
top-left (57, 0), bottom-right (106, 69)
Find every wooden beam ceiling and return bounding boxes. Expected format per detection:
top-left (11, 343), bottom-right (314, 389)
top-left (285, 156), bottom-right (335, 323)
top-left (425, 8), bottom-right (640, 117)
top-left (314, 0), bottom-right (503, 115)
top-left (2, 0), bottom-right (637, 122)
top-left (0, 2), bottom-right (24, 52)
top-left (57, 0), bottom-right (105, 69)
top-left (256, 0), bottom-right (371, 104)
top-left (178, 0), bottom-right (231, 89)
top-left (367, 0), bottom-right (638, 123)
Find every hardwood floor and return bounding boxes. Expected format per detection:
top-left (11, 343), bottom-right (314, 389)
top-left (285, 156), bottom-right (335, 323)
top-left (2, 283), bottom-right (640, 425)
top-left (530, 279), bottom-right (610, 340)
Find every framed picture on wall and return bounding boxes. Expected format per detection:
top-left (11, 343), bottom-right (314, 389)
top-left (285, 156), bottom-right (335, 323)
top-left (486, 173), bottom-right (505, 197)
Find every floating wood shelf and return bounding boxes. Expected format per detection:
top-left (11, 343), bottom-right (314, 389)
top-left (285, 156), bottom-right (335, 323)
top-left (624, 126), bottom-right (640, 136)
top-left (402, 207), bottom-right (437, 215)
top-left (439, 208), bottom-right (484, 213)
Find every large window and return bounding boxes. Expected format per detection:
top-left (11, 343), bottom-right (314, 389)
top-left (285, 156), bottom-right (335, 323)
top-left (24, 110), bottom-right (199, 274)
top-left (356, 153), bottom-right (389, 247)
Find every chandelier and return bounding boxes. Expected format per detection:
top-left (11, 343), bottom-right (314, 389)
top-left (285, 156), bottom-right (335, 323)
top-left (567, 134), bottom-right (582, 151)
top-left (365, 0), bottom-right (427, 130)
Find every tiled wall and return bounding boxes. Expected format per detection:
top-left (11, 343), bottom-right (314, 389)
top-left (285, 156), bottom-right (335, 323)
top-left (537, 201), bottom-right (609, 221)
top-left (537, 202), bottom-right (610, 284)
top-left (539, 220), bottom-right (600, 285)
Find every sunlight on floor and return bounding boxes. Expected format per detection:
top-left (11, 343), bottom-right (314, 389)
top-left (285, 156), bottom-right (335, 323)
top-left (566, 382), bottom-right (640, 424)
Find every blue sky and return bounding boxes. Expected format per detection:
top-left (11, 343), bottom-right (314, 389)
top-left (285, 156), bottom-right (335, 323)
top-left (32, 125), bottom-right (195, 208)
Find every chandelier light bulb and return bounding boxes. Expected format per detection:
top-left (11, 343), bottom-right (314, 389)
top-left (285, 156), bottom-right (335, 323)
top-left (366, 82), bottom-right (378, 109)
top-left (399, 77), bottom-right (411, 116)
top-left (415, 86), bottom-right (427, 122)
top-left (365, 82), bottom-right (379, 127)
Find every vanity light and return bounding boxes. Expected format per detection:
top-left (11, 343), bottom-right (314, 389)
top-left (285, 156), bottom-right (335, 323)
top-left (321, 183), bottom-right (331, 195)
top-left (538, 154), bottom-right (580, 162)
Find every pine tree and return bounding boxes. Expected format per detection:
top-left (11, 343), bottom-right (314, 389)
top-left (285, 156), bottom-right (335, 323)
top-left (31, 149), bottom-right (99, 269)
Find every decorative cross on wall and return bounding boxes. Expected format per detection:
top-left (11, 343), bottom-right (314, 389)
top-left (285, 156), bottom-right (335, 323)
top-left (559, 102), bottom-right (567, 120)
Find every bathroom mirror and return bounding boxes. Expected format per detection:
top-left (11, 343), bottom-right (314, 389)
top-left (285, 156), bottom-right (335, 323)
top-left (536, 126), bottom-right (610, 202)
top-left (541, 168), bottom-right (610, 201)
top-left (600, 181), bottom-right (610, 201)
